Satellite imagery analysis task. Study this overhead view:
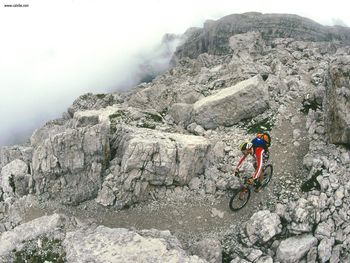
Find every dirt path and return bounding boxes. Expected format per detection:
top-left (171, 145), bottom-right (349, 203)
top-left (23, 188), bottom-right (272, 248)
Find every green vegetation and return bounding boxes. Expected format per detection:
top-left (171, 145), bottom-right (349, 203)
top-left (96, 93), bottom-right (107, 99)
top-left (137, 122), bottom-right (156, 129)
top-left (300, 170), bottom-right (322, 192)
top-left (159, 108), bottom-right (168, 117)
top-left (144, 112), bottom-right (163, 123)
top-left (243, 117), bottom-right (274, 134)
top-left (13, 236), bottom-right (66, 263)
top-left (109, 110), bottom-right (128, 134)
top-left (300, 98), bottom-right (321, 114)
top-left (109, 110), bottom-right (127, 119)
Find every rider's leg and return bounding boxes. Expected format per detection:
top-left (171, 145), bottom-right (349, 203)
top-left (254, 170), bottom-right (264, 192)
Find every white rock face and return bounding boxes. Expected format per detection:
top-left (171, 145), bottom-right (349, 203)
top-left (0, 146), bottom-right (33, 171)
top-left (97, 126), bottom-right (210, 208)
top-left (325, 57), bottom-right (350, 145)
top-left (276, 234), bottom-right (318, 263)
top-left (192, 75), bottom-right (269, 129)
top-left (244, 210), bottom-right (282, 245)
top-left (32, 122), bottom-right (110, 205)
top-left (63, 226), bottom-right (208, 263)
top-left (0, 159), bottom-right (30, 199)
top-left (229, 31), bottom-right (266, 58)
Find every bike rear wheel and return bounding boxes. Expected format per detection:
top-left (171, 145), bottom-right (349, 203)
top-left (229, 187), bottom-right (251, 211)
top-left (261, 164), bottom-right (273, 188)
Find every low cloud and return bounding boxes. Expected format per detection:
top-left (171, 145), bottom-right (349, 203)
top-left (1, 0), bottom-right (349, 146)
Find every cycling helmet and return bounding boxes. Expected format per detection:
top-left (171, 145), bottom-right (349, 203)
top-left (239, 142), bottom-right (253, 151)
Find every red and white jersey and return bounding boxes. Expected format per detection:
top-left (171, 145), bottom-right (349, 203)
top-left (235, 146), bottom-right (265, 180)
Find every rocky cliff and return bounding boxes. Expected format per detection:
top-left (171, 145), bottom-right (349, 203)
top-left (0, 13), bottom-right (350, 263)
top-left (174, 12), bottom-right (350, 59)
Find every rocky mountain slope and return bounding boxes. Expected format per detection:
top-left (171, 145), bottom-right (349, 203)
top-left (0, 13), bottom-right (350, 263)
top-left (174, 12), bottom-right (350, 59)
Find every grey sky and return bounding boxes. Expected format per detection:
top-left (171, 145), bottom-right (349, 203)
top-left (0, 0), bottom-right (348, 145)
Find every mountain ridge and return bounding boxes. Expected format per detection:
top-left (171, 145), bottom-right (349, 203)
top-left (175, 12), bottom-right (350, 59)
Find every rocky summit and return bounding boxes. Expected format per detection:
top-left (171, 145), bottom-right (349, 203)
top-left (1, 12), bottom-right (350, 263)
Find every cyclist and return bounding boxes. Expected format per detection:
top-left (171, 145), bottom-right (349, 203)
top-left (234, 141), bottom-right (268, 192)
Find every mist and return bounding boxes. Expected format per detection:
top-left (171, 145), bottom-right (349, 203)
top-left (0, 0), bottom-right (349, 146)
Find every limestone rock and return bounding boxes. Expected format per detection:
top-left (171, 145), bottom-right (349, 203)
top-left (189, 238), bottom-right (222, 263)
top-left (32, 122), bottom-right (110, 205)
top-left (325, 56), bottom-right (350, 145)
top-left (244, 210), bottom-right (282, 245)
top-left (0, 146), bottom-right (32, 171)
top-left (0, 214), bottom-right (70, 257)
top-left (229, 32), bottom-right (266, 58)
top-left (192, 75), bottom-right (269, 129)
top-left (168, 103), bottom-right (193, 126)
top-left (97, 126), bottom-right (209, 208)
top-left (174, 12), bottom-right (350, 59)
top-left (276, 234), bottom-right (318, 263)
top-left (68, 92), bottom-right (122, 117)
top-left (0, 159), bottom-right (31, 199)
top-left (63, 226), bottom-right (207, 263)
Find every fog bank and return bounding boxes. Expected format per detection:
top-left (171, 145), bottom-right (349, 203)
top-left (0, 0), bottom-right (348, 146)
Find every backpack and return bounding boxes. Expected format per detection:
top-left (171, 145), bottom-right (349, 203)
top-left (251, 132), bottom-right (271, 149)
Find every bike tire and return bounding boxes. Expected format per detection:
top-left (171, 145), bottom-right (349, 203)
top-left (261, 164), bottom-right (273, 188)
top-left (229, 187), bottom-right (251, 211)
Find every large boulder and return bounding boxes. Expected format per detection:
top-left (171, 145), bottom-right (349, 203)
top-left (284, 198), bottom-right (321, 234)
top-left (276, 234), bottom-right (318, 263)
top-left (32, 121), bottom-right (110, 205)
top-left (30, 118), bottom-right (69, 147)
top-left (0, 146), bottom-right (32, 171)
top-left (63, 226), bottom-right (207, 263)
top-left (191, 75), bottom-right (269, 129)
top-left (67, 92), bottom-right (122, 117)
top-left (0, 159), bottom-right (31, 199)
top-left (325, 56), bottom-right (350, 145)
top-left (228, 31), bottom-right (266, 58)
top-left (189, 238), bottom-right (222, 263)
top-left (96, 126), bottom-right (210, 208)
top-left (243, 210), bottom-right (282, 246)
top-left (0, 214), bottom-right (69, 258)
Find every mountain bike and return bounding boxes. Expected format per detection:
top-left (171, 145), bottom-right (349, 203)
top-left (229, 163), bottom-right (273, 211)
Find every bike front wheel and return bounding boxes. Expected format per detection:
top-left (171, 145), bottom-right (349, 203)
top-left (229, 187), bottom-right (251, 211)
top-left (261, 164), bottom-right (273, 188)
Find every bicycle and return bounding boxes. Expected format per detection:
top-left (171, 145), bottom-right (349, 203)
top-left (229, 163), bottom-right (273, 211)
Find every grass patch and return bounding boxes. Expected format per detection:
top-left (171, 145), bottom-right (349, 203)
top-left (109, 110), bottom-right (128, 134)
top-left (96, 94), bottom-right (106, 99)
top-left (243, 117), bottom-right (274, 134)
top-left (13, 237), bottom-right (66, 263)
top-left (137, 122), bottom-right (156, 129)
top-left (144, 112), bottom-right (163, 122)
top-left (301, 98), bottom-right (321, 114)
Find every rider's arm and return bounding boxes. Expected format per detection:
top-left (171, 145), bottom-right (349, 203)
top-left (235, 154), bottom-right (247, 171)
top-left (252, 147), bottom-right (264, 180)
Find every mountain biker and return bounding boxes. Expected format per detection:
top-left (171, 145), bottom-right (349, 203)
top-left (234, 141), bottom-right (268, 192)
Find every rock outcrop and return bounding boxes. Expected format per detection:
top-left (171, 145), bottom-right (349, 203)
top-left (325, 55), bottom-right (350, 145)
top-left (97, 125), bottom-right (210, 208)
top-left (0, 159), bottom-right (31, 199)
top-left (0, 213), bottom-right (208, 263)
top-left (64, 226), bottom-right (207, 263)
top-left (276, 234), bottom-right (318, 263)
top-left (32, 120), bottom-right (110, 205)
top-left (175, 12), bottom-right (350, 59)
top-left (0, 213), bottom-right (71, 260)
top-left (191, 75), bottom-right (269, 129)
